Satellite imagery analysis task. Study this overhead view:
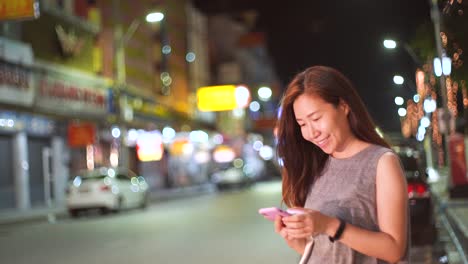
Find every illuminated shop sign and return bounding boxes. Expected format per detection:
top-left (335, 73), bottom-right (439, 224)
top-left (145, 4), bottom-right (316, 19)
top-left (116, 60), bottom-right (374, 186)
top-left (35, 69), bottom-right (109, 116)
top-left (0, 0), bottom-right (40, 21)
top-left (39, 79), bottom-right (106, 108)
top-left (136, 131), bottom-right (163, 162)
top-left (0, 111), bottom-right (54, 135)
top-left (0, 37), bottom-right (34, 106)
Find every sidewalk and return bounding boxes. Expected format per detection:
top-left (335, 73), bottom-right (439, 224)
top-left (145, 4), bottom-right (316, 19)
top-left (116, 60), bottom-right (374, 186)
top-left (429, 167), bottom-right (468, 262)
top-left (0, 183), bottom-right (216, 226)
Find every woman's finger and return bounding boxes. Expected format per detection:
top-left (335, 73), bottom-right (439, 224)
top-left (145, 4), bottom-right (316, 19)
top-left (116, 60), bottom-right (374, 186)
top-left (274, 215), bottom-right (283, 233)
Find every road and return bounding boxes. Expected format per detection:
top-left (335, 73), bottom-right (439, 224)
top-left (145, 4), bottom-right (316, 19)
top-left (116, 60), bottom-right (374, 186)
top-left (0, 181), bottom-right (444, 264)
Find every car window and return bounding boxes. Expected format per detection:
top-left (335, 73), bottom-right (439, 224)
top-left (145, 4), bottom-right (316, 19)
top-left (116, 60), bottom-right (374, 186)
top-left (117, 174), bottom-right (130, 181)
top-left (81, 175), bottom-right (106, 181)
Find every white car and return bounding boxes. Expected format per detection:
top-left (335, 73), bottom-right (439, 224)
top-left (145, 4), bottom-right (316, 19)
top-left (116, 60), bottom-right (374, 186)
top-left (66, 167), bottom-right (149, 217)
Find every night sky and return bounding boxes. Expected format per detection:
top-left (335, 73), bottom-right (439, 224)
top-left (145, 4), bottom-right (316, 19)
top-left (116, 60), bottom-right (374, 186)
top-left (193, 0), bottom-right (434, 133)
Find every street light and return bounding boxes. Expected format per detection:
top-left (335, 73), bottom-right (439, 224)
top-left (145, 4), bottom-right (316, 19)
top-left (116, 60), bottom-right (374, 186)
top-left (393, 75), bottom-right (404, 85)
top-left (146, 12), bottom-right (164, 23)
top-left (113, 8), bottom-right (164, 168)
top-left (382, 38), bottom-right (421, 67)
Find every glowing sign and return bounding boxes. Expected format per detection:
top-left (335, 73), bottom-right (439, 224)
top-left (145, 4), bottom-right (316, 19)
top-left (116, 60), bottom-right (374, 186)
top-left (136, 131), bottom-right (163, 162)
top-left (197, 85), bottom-right (250, 112)
top-left (0, 0), bottom-right (40, 21)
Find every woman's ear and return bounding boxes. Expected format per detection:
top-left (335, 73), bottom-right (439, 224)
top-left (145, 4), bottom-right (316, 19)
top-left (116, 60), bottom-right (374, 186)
top-left (339, 99), bottom-right (350, 115)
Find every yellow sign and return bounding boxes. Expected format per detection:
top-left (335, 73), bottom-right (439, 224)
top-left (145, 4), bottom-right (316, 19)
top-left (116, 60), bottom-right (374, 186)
top-left (0, 0), bottom-right (39, 21)
top-left (197, 85), bottom-right (237, 112)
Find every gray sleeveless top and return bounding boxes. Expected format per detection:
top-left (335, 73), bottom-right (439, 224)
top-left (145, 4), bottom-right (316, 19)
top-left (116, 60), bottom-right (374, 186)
top-left (303, 144), bottom-right (409, 264)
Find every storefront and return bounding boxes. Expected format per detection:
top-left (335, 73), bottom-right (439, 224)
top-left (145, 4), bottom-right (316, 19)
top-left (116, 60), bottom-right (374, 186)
top-left (34, 61), bottom-right (113, 174)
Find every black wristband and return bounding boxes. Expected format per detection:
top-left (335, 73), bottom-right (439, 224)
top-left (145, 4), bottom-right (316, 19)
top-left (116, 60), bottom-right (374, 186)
top-left (329, 218), bottom-right (346, 242)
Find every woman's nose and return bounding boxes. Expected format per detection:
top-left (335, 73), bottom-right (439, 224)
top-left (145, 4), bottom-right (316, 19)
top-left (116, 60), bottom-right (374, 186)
top-left (306, 124), bottom-right (319, 139)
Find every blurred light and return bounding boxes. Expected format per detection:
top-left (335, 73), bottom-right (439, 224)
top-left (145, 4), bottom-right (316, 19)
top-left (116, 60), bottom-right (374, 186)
top-left (111, 186), bottom-right (119, 194)
top-left (107, 168), bottom-right (116, 178)
top-left (253, 140), bottom-right (263, 151)
top-left (394, 96), bottom-right (404, 105)
top-left (131, 185), bottom-right (139, 192)
top-left (421, 116), bottom-right (431, 128)
top-left (249, 101), bottom-right (260, 112)
top-left (424, 98), bottom-right (437, 113)
top-left (104, 177), bottom-right (112, 185)
top-left (259, 145), bottom-right (274, 161)
top-left (393, 75), bottom-right (404, 85)
top-left (73, 176), bottom-right (82, 187)
top-left (416, 132), bottom-right (425, 142)
top-left (398, 108), bottom-right (407, 117)
top-left (383, 39), bottom-right (397, 49)
top-left (182, 143), bottom-right (194, 156)
top-left (233, 158), bottom-right (244, 168)
top-left (131, 177), bottom-right (138, 185)
top-left (162, 45), bottom-right (171, 54)
top-left (197, 85), bottom-right (238, 111)
top-left (111, 127), bottom-right (121, 138)
top-left (189, 130), bottom-right (209, 143)
top-left (375, 127), bottom-right (384, 138)
top-left (277, 106), bottom-right (282, 119)
top-left (213, 146), bottom-right (235, 163)
top-left (110, 149), bottom-right (119, 167)
top-left (194, 151), bottom-right (211, 164)
top-left (258, 86), bottom-right (272, 101)
top-left (162, 126), bottom-right (176, 141)
top-left (235, 85), bottom-right (250, 108)
top-left (427, 167), bottom-right (440, 183)
top-left (434, 57), bottom-right (442, 77)
top-left (186, 52), bottom-right (196, 62)
top-left (128, 129), bottom-right (138, 143)
top-left (212, 134), bottom-right (223, 145)
top-left (232, 108), bottom-right (245, 118)
top-left (137, 131), bottom-right (163, 161)
top-left (86, 144), bottom-right (94, 170)
top-left (418, 126), bottom-right (426, 135)
top-left (413, 94), bottom-right (420, 103)
top-left (416, 127), bottom-right (426, 142)
top-left (416, 70), bottom-right (425, 90)
top-left (146, 12), bottom-right (164, 23)
top-left (7, 119), bottom-right (14, 127)
top-left (442, 56), bottom-right (452, 75)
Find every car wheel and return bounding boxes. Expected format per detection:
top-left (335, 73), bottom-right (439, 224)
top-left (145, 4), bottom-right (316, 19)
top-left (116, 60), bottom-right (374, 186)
top-left (113, 196), bottom-right (123, 213)
top-left (68, 209), bottom-right (79, 218)
top-left (140, 193), bottom-right (149, 209)
top-left (100, 207), bottom-right (111, 215)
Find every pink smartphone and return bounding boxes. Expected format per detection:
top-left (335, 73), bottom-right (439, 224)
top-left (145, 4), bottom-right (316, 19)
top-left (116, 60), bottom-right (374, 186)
top-left (258, 207), bottom-right (291, 221)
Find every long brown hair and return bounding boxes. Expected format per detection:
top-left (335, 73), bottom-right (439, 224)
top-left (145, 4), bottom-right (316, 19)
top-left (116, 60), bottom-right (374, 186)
top-left (276, 66), bottom-right (390, 207)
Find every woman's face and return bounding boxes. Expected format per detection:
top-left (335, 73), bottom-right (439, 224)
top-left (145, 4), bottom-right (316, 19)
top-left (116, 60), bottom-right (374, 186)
top-left (293, 93), bottom-right (352, 156)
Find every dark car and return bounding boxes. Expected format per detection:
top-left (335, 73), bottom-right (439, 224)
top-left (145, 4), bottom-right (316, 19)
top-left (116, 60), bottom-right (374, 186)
top-left (396, 149), bottom-right (437, 245)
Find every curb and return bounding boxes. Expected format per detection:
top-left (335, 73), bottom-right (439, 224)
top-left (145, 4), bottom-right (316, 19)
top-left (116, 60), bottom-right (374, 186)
top-left (0, 183), bottom-right (217, 227)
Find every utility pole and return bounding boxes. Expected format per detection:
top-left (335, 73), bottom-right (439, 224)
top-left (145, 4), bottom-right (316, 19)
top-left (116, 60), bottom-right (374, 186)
top-left (430, 0), bottom-right (452, 185)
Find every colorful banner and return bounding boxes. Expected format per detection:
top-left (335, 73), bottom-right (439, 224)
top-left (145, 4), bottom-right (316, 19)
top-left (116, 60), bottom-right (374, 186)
top-left (0, 0), bottom-right (39, 21)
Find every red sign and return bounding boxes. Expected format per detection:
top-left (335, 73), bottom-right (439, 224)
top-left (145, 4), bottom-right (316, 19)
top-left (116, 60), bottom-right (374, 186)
top-left (39, 79), bottom-right (106, 108)
top-left (0, 0), bottom-right (39, 21)
top-left (449, 133), bottom-right (468, 186)
top-left (68, 122), bottom-right (95, 147)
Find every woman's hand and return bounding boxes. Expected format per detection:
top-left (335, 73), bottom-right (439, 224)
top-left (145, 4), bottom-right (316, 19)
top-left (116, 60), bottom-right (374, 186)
top-left (274, 215), bottom-right (307, 254)
top-left (282, 208), bottom-right (339, 239)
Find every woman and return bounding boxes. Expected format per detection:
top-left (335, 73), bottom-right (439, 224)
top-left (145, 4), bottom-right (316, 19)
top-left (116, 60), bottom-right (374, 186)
top-left (274, 66), bottom-right (408, 263)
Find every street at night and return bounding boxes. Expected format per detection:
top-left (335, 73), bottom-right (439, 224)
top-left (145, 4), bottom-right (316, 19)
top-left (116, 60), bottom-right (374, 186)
top-left (1, 181), bottom-right (463, 264)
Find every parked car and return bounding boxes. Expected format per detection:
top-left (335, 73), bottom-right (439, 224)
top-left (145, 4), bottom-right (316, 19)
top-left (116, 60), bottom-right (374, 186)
top-left (66, 167), bottom-right (149, 217)
top-left (395, 147), bottom-right (437, 245)
top-left (210, 160), bottom-right (254, 190)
